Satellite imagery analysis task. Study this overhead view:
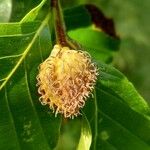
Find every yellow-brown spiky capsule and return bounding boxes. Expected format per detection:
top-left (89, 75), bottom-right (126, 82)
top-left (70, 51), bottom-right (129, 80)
top-left (37, 45), bottom-right (98, 118)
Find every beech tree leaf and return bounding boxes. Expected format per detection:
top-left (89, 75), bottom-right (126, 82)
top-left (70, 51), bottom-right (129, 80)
top-left (21, 0), bottom-right (47, 23)
top-left (83, 62), bottom-right (150, 150)
top-left (77, 114), bottom-right (92, 150)
top-left (63, 5), bottom-right (120, 63)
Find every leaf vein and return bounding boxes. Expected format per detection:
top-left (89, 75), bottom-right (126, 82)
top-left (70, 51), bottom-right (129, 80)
top-left (4, 86), bottom-right (21, 150)
top-left (0, 54), bottom-right (23, 60)
top-left (38, 36), bottom-right (44, 62)
top-left (100, 110), bottom-right (150, 147)
top-left (93, 89), bottom-right (98, 150)
top-left (0, 31), bottom-right (36, 38)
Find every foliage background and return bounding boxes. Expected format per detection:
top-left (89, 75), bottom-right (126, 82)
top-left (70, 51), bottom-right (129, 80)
top-left (0, 0), bottom-right (150, 150)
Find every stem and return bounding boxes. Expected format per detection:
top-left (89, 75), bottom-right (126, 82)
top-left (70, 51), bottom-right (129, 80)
top-left (51, 0), bottom-right (67, 46)
top-left (51, 0), bottom-right (81, 49)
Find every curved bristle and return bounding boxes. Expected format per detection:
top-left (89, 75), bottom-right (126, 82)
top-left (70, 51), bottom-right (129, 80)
top-left (37, 45), bottom-right (98, 118)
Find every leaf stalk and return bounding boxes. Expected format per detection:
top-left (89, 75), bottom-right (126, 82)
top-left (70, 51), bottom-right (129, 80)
top-left (51, 0), bottom-right (81, 49)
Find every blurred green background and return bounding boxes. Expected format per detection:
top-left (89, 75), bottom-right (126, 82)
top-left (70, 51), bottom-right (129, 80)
top-left (97, 0), bottom-right (150, 102)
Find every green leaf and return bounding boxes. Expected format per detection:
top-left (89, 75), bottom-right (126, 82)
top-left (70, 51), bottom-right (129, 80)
top-left (77, 114), bottom-right (92, 150)
top-left (63, 5), bottom-right (120, 63)
top-left (54, 115), bottom-right (92, 150)
top-left (54, 118), bottom-right (82, 150)
top-left (98, 63), bottom-right (150, 116)
top-left (0, 22), bottom-right (40, 36)
top-left (83, 62), bottom-right (150, 150)
top-left (68, 27), bottom-right (119, 63)
top-left (64, 5), bottom-right (91, 30)
top-left (20, 0), bottom-right (47, 23)
top-left (10, 0), bottom-right (46, 22)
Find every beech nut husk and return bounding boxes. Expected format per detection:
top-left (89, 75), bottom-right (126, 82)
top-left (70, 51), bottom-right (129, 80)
top-left (37, 45), bottom-right (98, 118)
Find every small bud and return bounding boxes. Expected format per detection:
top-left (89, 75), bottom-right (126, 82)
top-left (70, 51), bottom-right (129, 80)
top-left (37, 45), bottom-right (98, 118)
